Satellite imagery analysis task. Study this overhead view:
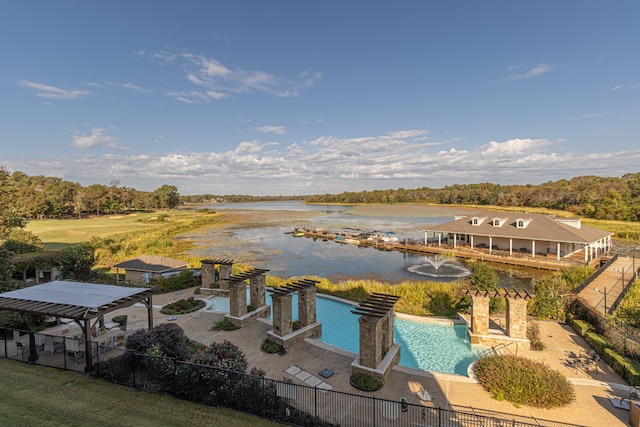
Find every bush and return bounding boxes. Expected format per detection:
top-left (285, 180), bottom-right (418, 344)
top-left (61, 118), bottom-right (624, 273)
top-left (188, 340), bottom-right (248, 372)
top-left (111, 315), bottom-right (128, 327)
top-left (151, 270), bottom-right (201, 293)
top-left (261, 339), bottom-right (284, 354)
top-left (603, 347), bottom-right (640, 386)
top-left (568, 317), bottom-right (591, 336)
top-left (350, 373), bottom-right (382, 391)
top-left (160, 297), bottom-right (205, 315)
top-left (292, 320), bottom-right (303, 331)
top-left (212, 319), bottom-right (240, 331)
top-left (527, 322), bottom-right (545, 351)
top-left (475, 355), bottom-right (575, 408)
top-left (126, 323), bottom-right (191, 360)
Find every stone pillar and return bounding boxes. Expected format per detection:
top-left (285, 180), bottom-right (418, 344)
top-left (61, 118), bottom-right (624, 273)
top-left (249, 274), bottom-right (266, 308)
top-left (201, 260), bottom-right (215, 288)
top-left (381, 310), bottom-right (394, 351)
top-left (506, 299), bottom-right (528, 339)
top-left (272, 294), bottom-right (293, 337)
top-left (219, 263), bottom-right (232, 290)
top-left (471, 296), bottom-right (490, 336)
top-left (359, 315), bottom-right (383, 369)
top-left (298, 286), bottom-right (316, 326)
top-left (228, 281), bottom-right (247, 318)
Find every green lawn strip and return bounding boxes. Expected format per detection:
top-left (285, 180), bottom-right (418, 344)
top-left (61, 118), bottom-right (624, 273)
top-left (0, 359), bottom-right (280, 427)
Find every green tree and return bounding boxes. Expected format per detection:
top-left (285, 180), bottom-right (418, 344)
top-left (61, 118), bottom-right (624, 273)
top-left (468, 261), bottom-right (499, 290)
top-left (152, 185), bottom-right (180, 210)
top-left (57, 243), bottom-right (96, 281)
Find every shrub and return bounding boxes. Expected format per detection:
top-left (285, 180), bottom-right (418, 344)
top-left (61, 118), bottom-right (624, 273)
top-left (261, 338), bottom-right (284, 354)
top-left (111, 315), bottom-right (128, 327)
top-left (160, 297), bottom-right (205, 315)
top-left (527, 322), bottom-right (545, 351)
top-left (475, 355), bottom-right (575, 408)
top-left (151, 270), bottom-right (201, 293)
top-left (568, 317), bottom-right (591, 336)
top-left (125, 323), bottom-right (190, 360)
top-left (292, 320), bottom-right (303, 331)
top-left (188, 340), bottom-right (248, 372)
top-left (350, 372), bottom-right (382, 391)
top-left (212, 319), bottom-right (240, 331)
top-left (603, 347), bottom-right (640, 386)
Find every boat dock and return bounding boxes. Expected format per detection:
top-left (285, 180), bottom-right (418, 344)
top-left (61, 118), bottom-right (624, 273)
top-left (290, 227), bottom-right (590, 271)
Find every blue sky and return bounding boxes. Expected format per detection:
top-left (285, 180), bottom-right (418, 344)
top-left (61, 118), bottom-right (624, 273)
top-left (1, 1), bottom-right (639, 196)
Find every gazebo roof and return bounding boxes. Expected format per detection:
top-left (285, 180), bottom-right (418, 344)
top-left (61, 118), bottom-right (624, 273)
top-left (0, 280), bottom-right (154, 321)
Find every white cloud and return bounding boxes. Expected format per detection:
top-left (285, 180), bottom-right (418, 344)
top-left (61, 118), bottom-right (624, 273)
top-left (142, 50), bottom-right (321, 103)
top-left (18, 80), bottom-right (90, 99)
top-left (257, 125), bottom-right (286, 135)
top-left (7, 129), bottom-right (640, 195)
top-left (508, 64), bottom-right (552, 80)
top-left (71, 127), bottom-right (128, 150)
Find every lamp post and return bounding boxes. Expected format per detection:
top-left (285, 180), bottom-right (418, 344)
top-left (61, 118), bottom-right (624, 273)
top-left (595, 287), bottom-right (607, 317)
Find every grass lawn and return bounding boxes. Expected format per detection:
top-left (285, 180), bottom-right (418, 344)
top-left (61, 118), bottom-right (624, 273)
top-left (25, 210), bottom-right (208, 250)
top-left (0, 359), bottom-right (281, 427)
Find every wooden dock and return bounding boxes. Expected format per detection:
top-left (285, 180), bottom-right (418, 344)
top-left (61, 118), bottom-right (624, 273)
top-left (292, 228), bottom-right (587, 271)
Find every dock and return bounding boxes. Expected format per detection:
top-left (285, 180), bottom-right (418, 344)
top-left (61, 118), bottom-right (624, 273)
top-left (291, 227), bottom-right (590, 271)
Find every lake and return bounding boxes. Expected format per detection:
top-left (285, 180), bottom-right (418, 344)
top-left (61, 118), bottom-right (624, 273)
top-left (185, 201), bottom-right (533, 286)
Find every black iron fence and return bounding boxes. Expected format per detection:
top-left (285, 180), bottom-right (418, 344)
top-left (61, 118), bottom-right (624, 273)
top-left (1, 328), bottom-right (583, 427)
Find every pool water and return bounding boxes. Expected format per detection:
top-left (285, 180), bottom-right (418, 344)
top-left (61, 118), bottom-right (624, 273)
top-left (208, 292), bottom-right (480, 376)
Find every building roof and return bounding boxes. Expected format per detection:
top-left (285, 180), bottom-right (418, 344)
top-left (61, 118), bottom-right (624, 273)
top-left (0, 280), bottom-right (154, 321)
top-left (426, 211), bottom-right (613, 244)
top-left (112, 255), bottom-right (188, 273)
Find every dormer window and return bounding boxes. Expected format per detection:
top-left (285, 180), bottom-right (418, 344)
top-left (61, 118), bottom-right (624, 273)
top-left (515, 218), bottom-right (532, 229)
top-left (471, 216), bottom-right (487, 226)
top-left (491, 217), bottom-right (507, 227)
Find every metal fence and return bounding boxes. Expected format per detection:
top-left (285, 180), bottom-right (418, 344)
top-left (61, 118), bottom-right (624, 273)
top-left (1, 328), bottom-right (583, 427)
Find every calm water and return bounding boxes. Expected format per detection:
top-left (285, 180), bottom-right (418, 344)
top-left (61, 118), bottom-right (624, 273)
top-left (191, 201), bottom-right (532, 286)
top-left (208, 292), bottom-right (480, 376)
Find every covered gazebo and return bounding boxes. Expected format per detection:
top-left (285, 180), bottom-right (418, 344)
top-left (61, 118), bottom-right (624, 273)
top-left (0, 281), bottom-right (155, 368)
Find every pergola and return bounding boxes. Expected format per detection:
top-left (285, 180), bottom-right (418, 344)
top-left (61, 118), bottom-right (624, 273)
top-left (0, 280), bottom-right (155, 368)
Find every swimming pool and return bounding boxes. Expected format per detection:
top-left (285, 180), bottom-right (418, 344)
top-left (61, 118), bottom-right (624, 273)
top-left (207, 292), bottom-right (481, 376)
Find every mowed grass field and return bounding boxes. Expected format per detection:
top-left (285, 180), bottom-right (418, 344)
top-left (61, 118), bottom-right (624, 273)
top-left (25, 211), bottom-right (203, 250)
top-left (0, 359), bottom-right (281, 427)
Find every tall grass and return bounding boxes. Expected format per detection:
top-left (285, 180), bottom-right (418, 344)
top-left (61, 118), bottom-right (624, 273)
top-left (264, 273), bottom-right (465, 317)
top-left (93, 211), bottom-right (226, 268)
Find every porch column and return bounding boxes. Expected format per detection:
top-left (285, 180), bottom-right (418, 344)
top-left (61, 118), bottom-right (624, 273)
top-left (584, 246), bottom-right (588, 263)
top-left (470, 235), bottom-right (474, 250)
top-left (531, 240), bottom-right (536, 258)
top-left (489, 237), bottom-right (493, 254)
top-left (557, 242), bottom-right (561, 261)
top-left (509, 238), bottom-right (513, 255)
top-left (453, 233), bottom-right (457, 248)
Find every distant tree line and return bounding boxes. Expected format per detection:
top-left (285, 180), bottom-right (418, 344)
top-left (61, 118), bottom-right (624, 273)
top-left (304, 173), bottom-right (640, 221)
top-left (1, 168), bottom-right (181, 219)
top-left (3, 166), bottom-right (640, 222)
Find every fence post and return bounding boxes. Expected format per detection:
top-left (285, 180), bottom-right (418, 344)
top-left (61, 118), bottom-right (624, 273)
top-left (173, 358), bottom-right (177, 396)
top-left (314, 385), bottom-right (318, 425)
top-left (132, 352), bottom-right (137, 389)
top-left (372, 396), bottom-right (376, 427)
top-left (438, 407), bottom-right (442, 427)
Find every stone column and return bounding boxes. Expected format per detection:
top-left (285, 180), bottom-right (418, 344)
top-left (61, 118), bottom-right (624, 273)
top-left (249, 274), bottom-right (266, 308)
top-left (506, 299), bottom-right (528, 339)
top-left (219, 263), bottom-right (233, 290)
top-left (471, 296), bottom-right (490, 336)
top-left (201, 260), bottom-right (215, 288)
top-left (359, 315), bottom-right (383, 369)
top-left (381, 310), bottom-right (394, 351)
top-left (272, 294), bottom-right (293, 337)
top-left (298, 286), bottom-right (316, 326)
top-left (228, 281), bottom-right (247, 318)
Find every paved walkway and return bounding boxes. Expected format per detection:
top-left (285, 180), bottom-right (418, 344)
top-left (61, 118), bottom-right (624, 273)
top-left (82, 287), bottom-right (633, 427)
top-left (577, 256), bottom-right (637, 316)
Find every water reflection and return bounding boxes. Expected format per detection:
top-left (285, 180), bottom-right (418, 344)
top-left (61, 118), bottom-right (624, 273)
top-left (192, 201), bottom-right (532, 286)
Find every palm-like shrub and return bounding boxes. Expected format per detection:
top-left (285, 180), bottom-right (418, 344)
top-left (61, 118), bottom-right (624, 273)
top-left (475, 355), bottom-right (575, 408)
